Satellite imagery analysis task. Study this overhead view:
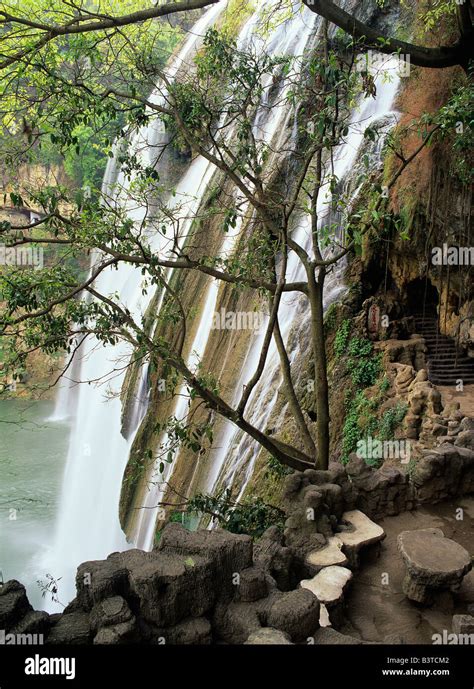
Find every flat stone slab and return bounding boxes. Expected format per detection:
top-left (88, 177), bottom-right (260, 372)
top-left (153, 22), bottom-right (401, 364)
top-left (336, 510), bottom-right (385, 567)
top-left (300, 566), bottom-right (353, 606)
top-left (338, 510), bottom-right (385, 549)
top-left (305, 536), bottom-right (348, 571)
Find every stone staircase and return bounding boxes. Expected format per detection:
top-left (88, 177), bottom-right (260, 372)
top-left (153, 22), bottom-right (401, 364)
top-left (413, 314), bottom-right (474, 386)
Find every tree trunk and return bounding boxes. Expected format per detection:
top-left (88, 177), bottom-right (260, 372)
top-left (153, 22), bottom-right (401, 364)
top-left (307, 267), bottom-right (330, 469)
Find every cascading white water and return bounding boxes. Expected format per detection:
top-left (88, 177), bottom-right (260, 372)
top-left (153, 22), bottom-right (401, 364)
top-left (43, 0), bottom-right (404, 608)
top-left (130, 1), bottom-right (319, 547)
top-left (205, 57), bottom-right (403, 498)
top-left (40, 2), bottom-right (226, 609)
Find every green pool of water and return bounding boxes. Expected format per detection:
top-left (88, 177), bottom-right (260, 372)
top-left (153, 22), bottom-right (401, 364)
top-left (0, 399), bottom-right (70, 609)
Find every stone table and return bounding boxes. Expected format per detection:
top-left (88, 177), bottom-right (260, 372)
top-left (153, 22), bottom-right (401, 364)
top-left (398, 528), bottom-right (472, 604)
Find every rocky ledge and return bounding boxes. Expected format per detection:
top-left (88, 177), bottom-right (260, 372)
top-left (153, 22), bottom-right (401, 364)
top-left (2, 440), bottom-right (473, 645)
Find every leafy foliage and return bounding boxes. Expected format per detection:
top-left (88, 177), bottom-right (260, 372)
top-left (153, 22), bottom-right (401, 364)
top-left (186, 489), bottom-right (285, 538)
top-left (378, 403), bottom-right (408, 440)
top-left (347, 337), bottom-right (381, 387)
top-left (333, 319), bottom-right (351, 358)
top-left (266, 454), bottom-right (292, 478)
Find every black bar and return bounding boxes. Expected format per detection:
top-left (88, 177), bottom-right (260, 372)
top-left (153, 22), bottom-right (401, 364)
top-left (0, 644), bottom-right (472, 688)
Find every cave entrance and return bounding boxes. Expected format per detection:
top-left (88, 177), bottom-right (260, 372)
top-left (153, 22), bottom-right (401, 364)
top-left (406, 278), bottom-right (439, 318)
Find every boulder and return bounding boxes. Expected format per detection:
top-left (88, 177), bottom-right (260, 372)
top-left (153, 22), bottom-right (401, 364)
top-left (158, 524), bottom-right (252, 572)
top-left (94, 619), bottom-right (138, 644)
top-left (452, 614), bottom-right (474, 637)
top-left (124, 549), bottom-right (213, 627)
top-left (455, 430), bottom-right (474, 450)
top-left (312, 627), bottom-right (364, 644)
top-left (153, 617), bottom-right (212, 645)
top-left (344, 462), bottom-right (413, 519)
top-left (76, 558), bottom-right (129, 610)
top-left (244, 628), bottom-right (292, 645)
top-left (212, 601), bottom-right (262, 644)
top-left (457, 570), bottom-right (474, 604)
top-left (47, 612), bottom-right (91, 644)
top-left (0, 581), bottom-right (32, 632)
top-left (413, 444), bottom-right (474, 503)
top-left (236, 566), bottom-right (268, 602)
top-left (266, 589), bottom-right (319, 642)
top-left (90, 596), bottom-right (133, 632)
top-left (10, 610), bottom-right (50, 637)
top-left (253, 526), bottom-right (293, 590)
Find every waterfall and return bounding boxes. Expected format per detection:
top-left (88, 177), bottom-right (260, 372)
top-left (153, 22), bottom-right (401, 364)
top-left (128, 1), bottom-right (319, 548)
top-left (42, 0), bottom-right (403, 608)
top-left (203, 58), bottom-right (402, 499)
top-left (40, 2), bottom-right (226, 609)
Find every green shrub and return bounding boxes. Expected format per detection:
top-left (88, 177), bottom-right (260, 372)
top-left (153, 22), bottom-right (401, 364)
top-left (334, 319), bottom-right (351, 358)
top-left (266, 455), bottom-right (292, 478)
top-left (346, 336), bottom-right (381, 387)
top-left (347, 337), bottom-right (373, 358)
top-left (350, 353), bottom-right (382, 387)
top-left (186, 489), bottom-right (285, 539)
top-left (342, 390), bottom-right (379, 462)
top-left (379, 403), bottom-right (408, 440)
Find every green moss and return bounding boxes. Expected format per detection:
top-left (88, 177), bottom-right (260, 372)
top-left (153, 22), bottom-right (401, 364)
top-left (324, 302), bottom-right (338, 334)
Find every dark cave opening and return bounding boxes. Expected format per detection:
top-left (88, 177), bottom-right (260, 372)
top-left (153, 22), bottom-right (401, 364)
top-left (405, 278), bottom-right (439, 317)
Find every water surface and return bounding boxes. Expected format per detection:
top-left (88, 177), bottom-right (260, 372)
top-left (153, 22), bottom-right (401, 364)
top-left (0, 400), bottom-right (69, 609)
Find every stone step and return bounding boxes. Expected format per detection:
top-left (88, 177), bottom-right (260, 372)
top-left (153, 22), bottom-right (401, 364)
top-left (430, 356), bottom-right (474, 371)
top-left (426, 346), bottom-right (461, 353)
top-left (300, 566), bottom-right (353, 610)
top-left (305, 536), bottom-right (348, 573)
top-left (424, 336), bottom-right (457, 342)
top-left (420, 330), bottom-right (451, 340)
top-left (430, 364), bottom-right (474, 371)
top-left (423, 334), bottom-right (457, 340)
top-left (427, 352), bottom-right (468, 359)
top-left (430, 377), bottom-right (474, 385)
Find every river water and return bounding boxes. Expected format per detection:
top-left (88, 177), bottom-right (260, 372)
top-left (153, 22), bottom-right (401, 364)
top-left (0, 400), bottom-right (69, 609)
